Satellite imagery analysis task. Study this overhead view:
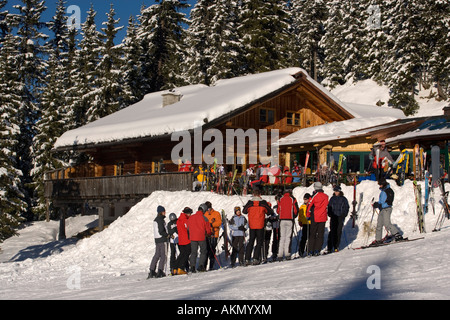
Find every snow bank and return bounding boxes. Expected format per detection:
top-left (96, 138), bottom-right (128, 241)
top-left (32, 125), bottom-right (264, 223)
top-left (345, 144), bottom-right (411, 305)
top-left (2, 180), bottom-right (450, 299)
top-left (1, 180), bottom-right (445, 283)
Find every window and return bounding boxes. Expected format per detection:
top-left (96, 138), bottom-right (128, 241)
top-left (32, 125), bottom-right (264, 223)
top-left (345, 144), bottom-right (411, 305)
top-left (287, 111), bottom-right (302, 126)
top-left (260, 108), bottom-right (275, 124)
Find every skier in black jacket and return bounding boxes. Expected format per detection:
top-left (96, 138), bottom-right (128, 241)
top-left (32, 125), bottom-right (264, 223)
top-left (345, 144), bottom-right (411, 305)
top-left (327, 186), bottom-right (349, 253)
top-left (148, 205), bottom-right (169, 279)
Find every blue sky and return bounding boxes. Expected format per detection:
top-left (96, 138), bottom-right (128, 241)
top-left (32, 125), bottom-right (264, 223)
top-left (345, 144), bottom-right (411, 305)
top-left (6, 0), bottom-right (197, 42)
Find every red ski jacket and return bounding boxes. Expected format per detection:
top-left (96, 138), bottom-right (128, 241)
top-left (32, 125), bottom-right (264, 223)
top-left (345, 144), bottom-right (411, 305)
top-left (278, 193), bottom-right (299, 220)
top-left (243, 197), bottom-right (274, 229)
top-left (177, 212), bottom-right (190, 246)
top-left (187, 211), bottom-right (212, 241)
top-left (307, 191), bottom-right (329, 223)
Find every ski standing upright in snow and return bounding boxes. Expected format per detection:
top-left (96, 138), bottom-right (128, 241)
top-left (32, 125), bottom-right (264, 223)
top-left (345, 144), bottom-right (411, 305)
top-left (413, 180), bottom-right (426, 233)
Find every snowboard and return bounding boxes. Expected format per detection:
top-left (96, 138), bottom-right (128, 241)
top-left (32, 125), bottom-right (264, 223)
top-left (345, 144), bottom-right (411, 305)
top-left (413, 180), bottom-right (426, 233)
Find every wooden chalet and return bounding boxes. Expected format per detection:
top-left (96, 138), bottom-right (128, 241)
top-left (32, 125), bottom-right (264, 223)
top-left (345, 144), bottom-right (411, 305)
top-left (46, 67), bottom-right (403, 232)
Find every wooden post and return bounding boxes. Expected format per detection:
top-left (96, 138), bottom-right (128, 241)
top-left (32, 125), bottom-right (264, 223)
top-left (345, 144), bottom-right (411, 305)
top-left (59, 207), bottom-right (66, 240)
top-left (98, 206), bottom-right (105, 231)
top-left (285, 152), bottom-right (291, 169)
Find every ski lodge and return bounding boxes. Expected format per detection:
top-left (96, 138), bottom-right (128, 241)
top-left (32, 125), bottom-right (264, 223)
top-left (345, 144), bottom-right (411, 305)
top-left (47, 67), bottom-right (448, 232)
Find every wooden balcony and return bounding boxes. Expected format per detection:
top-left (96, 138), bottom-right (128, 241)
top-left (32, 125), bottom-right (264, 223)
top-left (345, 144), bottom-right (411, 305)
top-left (44, 172), bottom-right (194, 205)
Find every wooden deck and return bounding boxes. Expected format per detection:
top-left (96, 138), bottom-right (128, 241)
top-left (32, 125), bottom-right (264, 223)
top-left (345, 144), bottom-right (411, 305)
top-left (44, 172), bottom-right (194, 204)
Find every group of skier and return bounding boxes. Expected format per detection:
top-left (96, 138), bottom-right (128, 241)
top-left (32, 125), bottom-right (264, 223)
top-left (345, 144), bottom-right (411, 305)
top-left (148, 178), bottom-right (404, 279)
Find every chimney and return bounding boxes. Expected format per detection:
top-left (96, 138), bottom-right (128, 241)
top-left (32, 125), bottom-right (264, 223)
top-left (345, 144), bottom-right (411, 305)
top-left (162, 90), bottom-right (182, 107)
top-left (443, 105), bottom-right (450, 118)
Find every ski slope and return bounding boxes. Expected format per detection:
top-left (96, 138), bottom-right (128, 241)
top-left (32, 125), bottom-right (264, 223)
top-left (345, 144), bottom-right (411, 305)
top-left (1, 180), bottom-right (450, 300)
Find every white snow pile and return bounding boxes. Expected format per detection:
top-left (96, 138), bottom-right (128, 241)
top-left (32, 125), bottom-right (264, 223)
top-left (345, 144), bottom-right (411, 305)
top-left (1, 180), bottom-right (450, 300)
top-left (331, 79), bottom-right (448, 118)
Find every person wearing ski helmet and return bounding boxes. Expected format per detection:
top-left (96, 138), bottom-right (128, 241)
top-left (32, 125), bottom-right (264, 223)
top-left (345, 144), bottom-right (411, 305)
top-left (148, 205), bottom-right (169, 279)
top-left (187, 203), bottom-right (212, 272)
top-left (167, 213), bottom-right (179, 275)
top-left (174, 207), bottom-right (193, 275)
top-left (229, 206), bottom-right (248, 267)
top-left (371, 178), bottom-right (403, 246)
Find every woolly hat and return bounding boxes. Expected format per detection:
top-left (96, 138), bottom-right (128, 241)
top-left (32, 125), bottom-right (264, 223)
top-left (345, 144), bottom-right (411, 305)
top-left (157, 205), bottom-right (166, 214)
top-left (314, 181), bottom-right (323, 191)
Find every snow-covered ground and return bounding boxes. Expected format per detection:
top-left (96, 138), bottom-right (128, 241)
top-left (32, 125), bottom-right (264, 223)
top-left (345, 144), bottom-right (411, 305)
top-left (332, 79), bottom-right (448, 117)
top-left (1, 180), bottom-right (450, 300)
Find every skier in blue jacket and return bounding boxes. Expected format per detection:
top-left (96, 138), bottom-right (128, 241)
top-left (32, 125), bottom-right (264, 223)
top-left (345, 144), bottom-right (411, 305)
top-left (371, 178), bottom-right (403, 246)
top-left (228, 206), bottom-right (248, 267)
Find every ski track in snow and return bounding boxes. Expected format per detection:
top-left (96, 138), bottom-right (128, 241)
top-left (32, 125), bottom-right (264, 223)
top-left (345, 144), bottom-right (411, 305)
top-left (1, 181), bottom-right (450, 300)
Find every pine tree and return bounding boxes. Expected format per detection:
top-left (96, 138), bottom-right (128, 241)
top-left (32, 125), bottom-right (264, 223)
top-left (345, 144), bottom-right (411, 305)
top-left (12, 0), bottom-right (48, 218)
top-left (0, 0), bottom-right (7, 41)
top-left (87, 4), bottom-right (124, 121)
top-left (384, 0), bottom-right (424, 115)
top-left (320, 1), bottom-right (371, 88)
top-left (427, 0), bottom-right (450, 100)
top-left (207, 0), bottom-right (244, 83)
top-left (239, 0), bottom-right (291, 74)
top-left (0, 17), bottom-right (26, 240)
top-left (290, 0), bottom-right (327, 81)
top-left (72, 5), bottom-right (102, 127)
top-left (121, 16), bottom-right (144, 105)
top-left (138, 0), bottom-right (190, 92)
top-left (31, 0), bottom-right (70, 218)
top-left (184, 0), bottom-right (215, 85)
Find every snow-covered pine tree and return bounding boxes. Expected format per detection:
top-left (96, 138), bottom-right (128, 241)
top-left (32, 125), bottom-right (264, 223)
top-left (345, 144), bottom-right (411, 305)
top-left (121, 16), bottom-right (144, 106)
top-left (71, 5), bottom-right (102, 127)
top-left (320, 0), bottom-right (346, 87)
top-left (239, 0), bottom-right (291, 74)
top-left (383, 0), bottom-right (426, 115)
top-left (290, 0), bottom-right (327, 81)
top-left (184, 0), bottom-right (215, 85)
top-left (87, 4), bottom-right (124, 121)
top-left (12, 0), bottom-right (48, 218)
top-left (138, 0), bottom-right (190, 92)
top-left (320, 1), bottom-right (372, 88)
top-left (208, 0), bottom-right (244, 83)
top-left (0, 17), bottom-right (27, 239)
top-left (31, 0), bottom-right (71, 219)
top-left (363, 0), bottom-right (387, 82)
top-left (0, 0), bottom-right (7, 41)
top-left (185, 0), bottom-right (243, 85)
top-left (427, 0), bottom-right (450, 101)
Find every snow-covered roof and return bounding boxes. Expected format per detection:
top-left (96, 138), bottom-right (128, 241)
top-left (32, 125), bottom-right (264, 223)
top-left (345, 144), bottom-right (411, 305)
top-left (386, 117), bottom-right (450, 144)
top-left (53, 67), bottom-right (404, 150)
top-left (277, 116), bottom-right (401, 147)
top-left (55, 68), bottom-right (303, 149)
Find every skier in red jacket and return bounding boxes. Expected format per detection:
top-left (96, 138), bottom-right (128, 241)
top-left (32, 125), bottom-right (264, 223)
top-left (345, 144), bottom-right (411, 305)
top-left (173, 207), bottom-right (192, 275)
top-left (243, 188), bottom-right (274, 265)
top-left (306, 182), bottom-right (329, 256)
top-left (187, 204), bottom-right (212, 272)
top-left (277, 190), bottom-right (299, 260)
